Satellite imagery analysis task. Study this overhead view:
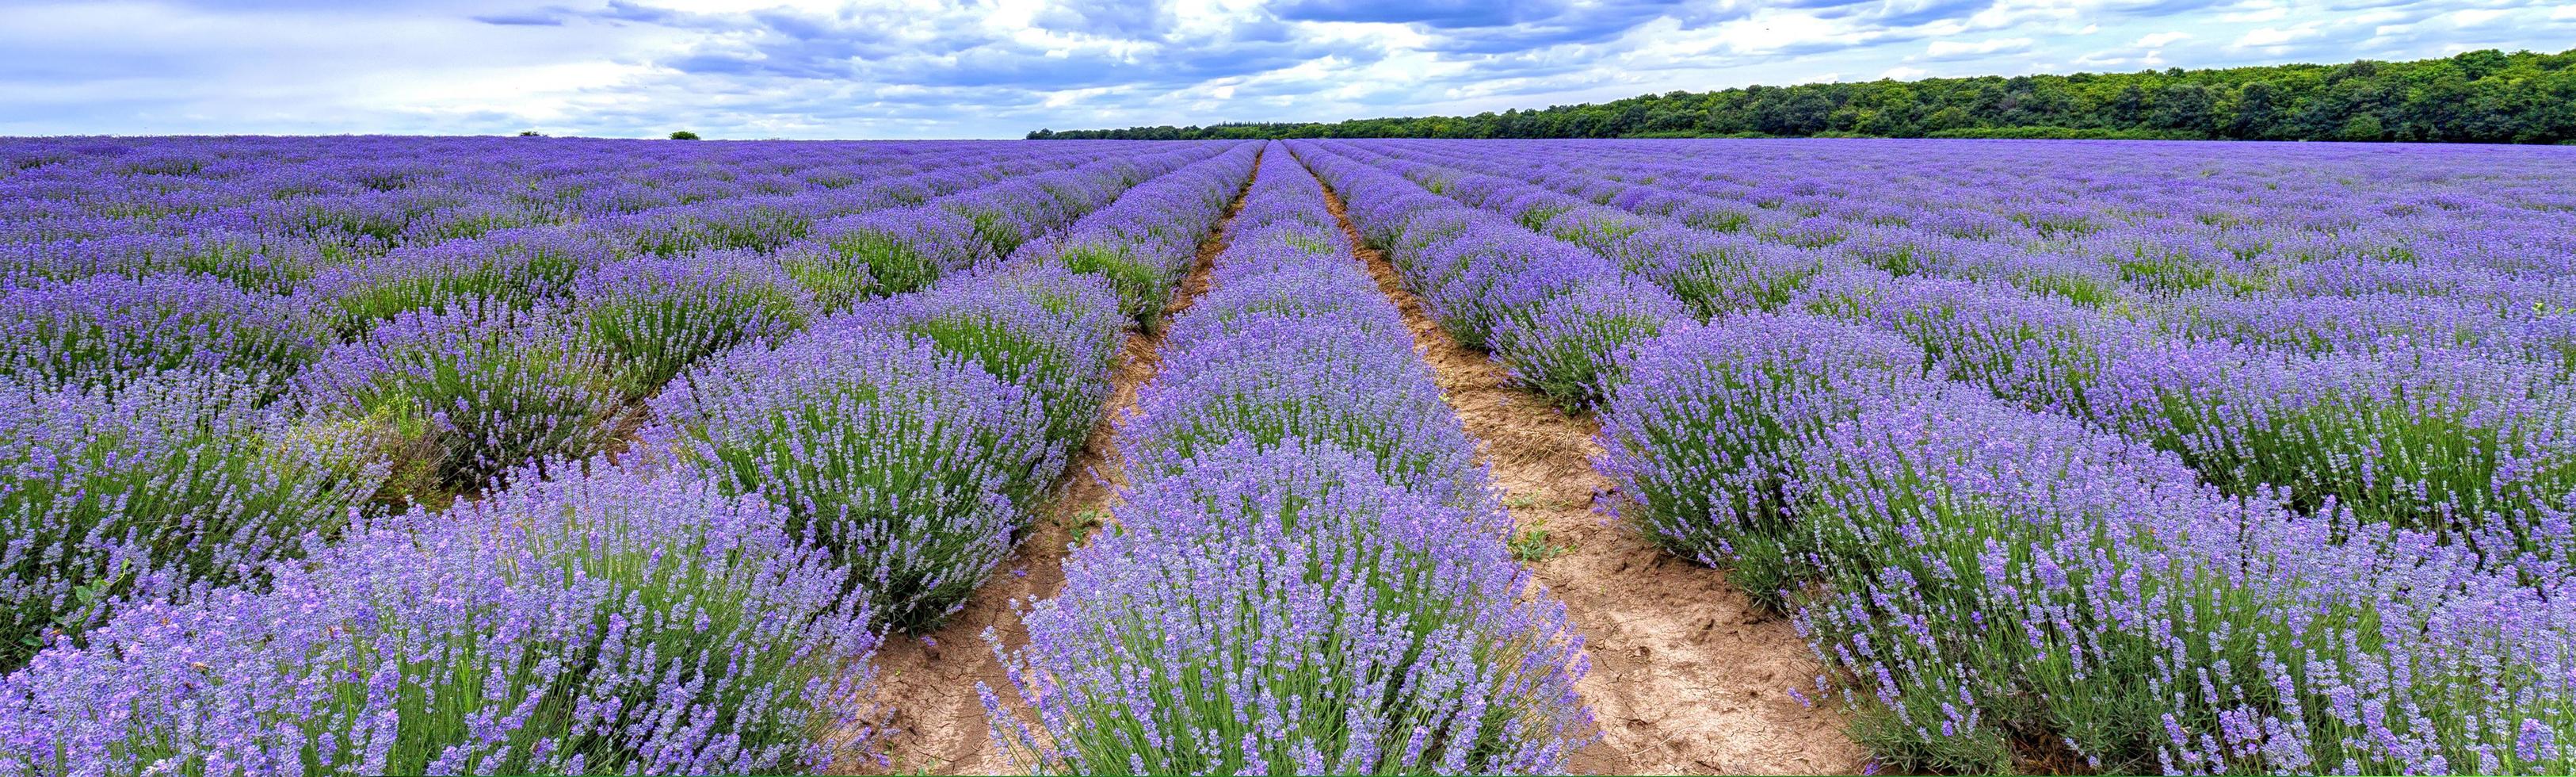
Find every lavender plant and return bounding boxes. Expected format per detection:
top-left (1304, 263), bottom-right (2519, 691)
top-left (571, 250), bottom-right (812, 397)
top-left (1, 271), bottom-right (322, 392)
top-left (1490, 274), bottom-right (1687, 412)
top-left (300, 300), bottom-right (623, 498)
top-left (306, 227), bottom-right (609, 336)
top-left (1791, 388), bottom-right (2576, 775)
top-left (1593, 312), bottom-right (1933, 603)
top-left (2091, 339), bottom-right (2576, 556)
top-left (829, 260), bottom-right (1124, 486)
top-left (799, 206), bottom-right (989, 304)
top-left (1127, 311), bottom-right (1484, 507)
top-left (987, 439), bottom-right (1589, 776)
top-left (0, 459), bottom-right (882, 775)
top-left (647, 326), bottom-right (1048, 631)
top-left (0, 369), bottom-right (385, 668)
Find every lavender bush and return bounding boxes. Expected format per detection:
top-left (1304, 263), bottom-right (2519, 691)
top-left (2091, 339), bottom-right (2576, 557)
top-left (300, 300), bottom-right (623, 499)
top-left (1792, 388), bottom-right (2576, 775)
top-left (829, 260), bottom-right (1125, 489)
top-left (1022, 144), bottom-right (1257, 327)
top-left (1593, 312), bottom-right (1933, 603)
top-left (1490, 274), bottom-right (1689, 412)
top-left (1, 272), bottom-right (322, 392)
top-left (797, 206), bottom-right (989, 306)
top-left (647, 326), bottom-right (1048, 631)
top-left (986, 440), bottom-right (1589, 775)
top-left (1127, 309), bottom-right (1483, 507)
top-left (306, 227), bottom-right (609, 337)
top-left (0, 458), bottom-right (881, 775)
top-left (571, 250), bottom-right (812, 397)
top-left (0, 369), bottom-right (384, 668)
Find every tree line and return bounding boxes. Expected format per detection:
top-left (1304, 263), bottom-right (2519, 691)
top-left (1028, 48), bottom-right (2576, 144)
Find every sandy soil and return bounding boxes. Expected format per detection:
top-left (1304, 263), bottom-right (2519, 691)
top-left (841, 158), bottom-right (1252, 776)
top-left (1315, 172), bottom-right (1868, 776)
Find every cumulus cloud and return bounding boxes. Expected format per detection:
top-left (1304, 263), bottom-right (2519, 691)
top-left (1923, 36), bottom-right (2034, 59)
top-left (0, 0), bottom-right (2569, 138)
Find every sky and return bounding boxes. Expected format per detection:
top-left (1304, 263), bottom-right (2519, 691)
top-left (1, 0), bottom-right (2569, 139)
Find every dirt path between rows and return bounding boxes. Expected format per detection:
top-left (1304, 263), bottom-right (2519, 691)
top-left (843, 155), bottom-right (1254, 776)
top-left (1311, 169), bottom-right (1866, 776)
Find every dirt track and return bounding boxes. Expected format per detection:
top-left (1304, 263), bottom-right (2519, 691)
top-left (1314, 168), bottom-right (1866, 776)
top-left (846, 155), bottom-right (1250, 776)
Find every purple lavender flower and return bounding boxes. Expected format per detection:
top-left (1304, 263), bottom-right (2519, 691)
top-left (1, 271), bottom-right (322, 393)
top-left (300, 300), bottom-right (622, 496)
top-left (647, 324), bottom-right (1048, 632)
top-left (0, 369), bottom-right (385, 668)
top-left (570, 249), bottom-right (813, 397)
top-left (987, 440), bottom-right (1586, 776)
top-left (825, 259), bottom-right (1126, 489)
top-left (0, 457), bottom-right (880, 775)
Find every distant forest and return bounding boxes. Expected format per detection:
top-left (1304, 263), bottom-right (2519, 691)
top-left (1029, 48), bottom-right (2576, 144)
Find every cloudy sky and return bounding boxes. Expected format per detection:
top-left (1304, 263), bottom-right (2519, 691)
top-left (2, 0), bottom-right (2568, 139)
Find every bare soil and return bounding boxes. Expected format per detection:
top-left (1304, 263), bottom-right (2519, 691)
top-left (1315, 173), bottom-right (1867, 776)
top-left (841, 159), bottom-right (1252, 775)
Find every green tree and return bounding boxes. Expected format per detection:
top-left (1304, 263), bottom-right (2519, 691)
top-left (1025, 48), bottom-right (2575, 144)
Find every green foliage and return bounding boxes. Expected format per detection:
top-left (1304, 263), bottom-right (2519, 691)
top-left (1032, 48), bottom-right (2576, 144)
top-left (668, 130), bottom-right (702, 140)
top-left (1053, 243), bottom-right (1172, 329)
top-left (1506, 528), bottom-right (1569, 562)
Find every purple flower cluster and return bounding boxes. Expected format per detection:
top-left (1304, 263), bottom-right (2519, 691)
top-left (1793, 268), bottom-right (2155, 419)
top-left (2090, 338), bottom-right (2576, 553)
top-left (1292, 141), bottom-right (1686, 411)
top-left (1593, 312), bottom-right (1935, 603)
top-left (1597, 227), bottom-right (1838, 316)
top-left (828, 259), bottom-right (1128, 485)
top-left (1412, 138), bottom-right (2576, 774)
top-left (1790, 386), bottom-right (2575, 775)
top-left (301, 300), bottom-right (624, 497)
top-left (569, 249), bottom-right (814, 396)
top-left (800, 205), bottom-right (990, 308)
top-left (0, 369), bottom-right (384, 668)
top-left (303, 226), bottom-right (615, 336)
top-left (0, 458), bottom-right (880, 775)
top-left (1016, 143), bottom-right (1261, 326)
top-left (987, 144), bottom-right (1593, 775)
top-left (941, 144), bottom-right (1241, 259)
top-left (646, 324), bottom-right (1044, 632)
top-left (785, 143), bottom-right (1244, 314)
top-left (1, 271), bottom-right (322, 393)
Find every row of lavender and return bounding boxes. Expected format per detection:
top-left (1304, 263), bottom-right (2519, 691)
top-left (1335, 138), bottom-right (2576, 568)
top-left (977, 145), bottom-right (1593, 774)
top-left (1, 136), bottom-right (1147, 263)
top-left (1306, 139), bottom-right (2576, 775)
top-left (1286, 140), bottom-right (1687, 414)
top-left (1355, 138), bottom-right (2576, 313)
top-left (0, 139), bottom-right (1240, 675)
top-left (1353, 138), bottom-right (2576, 377)
top-left (0, 140), bottom-right (1261, 775)
top-left (1372, 137), bottom-right (2576, 362)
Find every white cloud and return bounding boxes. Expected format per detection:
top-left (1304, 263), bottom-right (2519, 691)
top-left (2232, 22), bottom-right (2328, 49)
top-left (2, 0), bottom-right (2570, 138)
top-left (1925, 36), bottom-right (2035, 59)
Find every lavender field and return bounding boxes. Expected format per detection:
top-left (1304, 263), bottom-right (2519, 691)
top-left (2, 135), bottom-right (2573, 775)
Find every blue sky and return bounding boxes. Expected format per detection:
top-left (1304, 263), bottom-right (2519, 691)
top-left (2, 0), bottom-right (2567, 139)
